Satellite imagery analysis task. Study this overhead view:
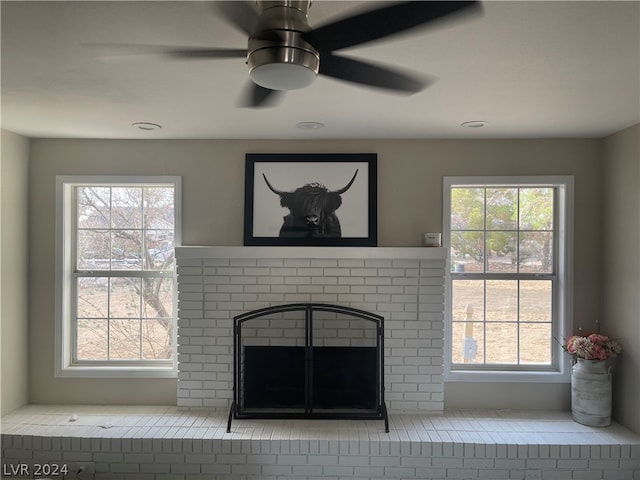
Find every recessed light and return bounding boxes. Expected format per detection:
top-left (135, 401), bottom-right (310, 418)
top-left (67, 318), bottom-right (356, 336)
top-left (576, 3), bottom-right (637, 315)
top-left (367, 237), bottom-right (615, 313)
top-left (296, 121), bottom-right (325, 130)
top-left (461, 120), bottom-right (489, 128)
top-left (132, 122), bottom-right (162, 131)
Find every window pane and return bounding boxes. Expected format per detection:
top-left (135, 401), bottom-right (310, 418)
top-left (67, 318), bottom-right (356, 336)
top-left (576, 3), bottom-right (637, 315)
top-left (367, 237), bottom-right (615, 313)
top-left (452, 321), bottom-right (484, 364)
top-left (486, 231), bottom-right (517, 273)
top-left (77, 277), bottom-right (108, 318)
top-left (451, 188), bottom-right (484, 230)
top-left (452, 280), bottom-right (485, 364)
top-left (142, 277), bottom-right (173, 318)
top-left (519, 323), bottom-right (552, 364)
top-left (451, 280), bottom-right (484, 322)
top-left (485, 322), bottom-right (518, 363)
top-left (486, 188), bottom-right (518, 230)
top-left (111, 230), bottom-right (143, 270)
top-left (451, 231), bottom-right (484, 273)
top-left (144, 187), bottom-right (175, 229)
top-left (111, 187), bottom-right (142, 229)
top-left (145, 231), bottom-right (175, 270)
top-left (486, 280), bottom-right (517, 321)
top-left (109, 277), bottom-right (141, 318)
top-left (77, 187), bottom-right (110, 228)
top-left (485, 280), bottom-right (518, 364)
top-left (519, 188), bottom-right (553, 231)
top-left (77, 230), bottom-right (110, 270)
top-left (76, 319), bottom-right (108, 360)
top-left (142, 319), bottom-right (173, 360)
top-left (109, 319), bottom-right (141, 359)
top-left (519, 231), bottom-right (553, 273)
top-left (520, 280), bottom-right (552, 322)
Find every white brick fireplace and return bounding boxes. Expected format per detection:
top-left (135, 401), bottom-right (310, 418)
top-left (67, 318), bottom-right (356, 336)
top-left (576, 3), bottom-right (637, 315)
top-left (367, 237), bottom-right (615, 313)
top-left (175, 246), bottom-right (447, 414)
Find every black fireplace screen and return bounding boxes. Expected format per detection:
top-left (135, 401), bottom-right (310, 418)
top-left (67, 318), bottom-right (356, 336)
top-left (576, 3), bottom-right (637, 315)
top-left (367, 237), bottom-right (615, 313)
top-left (227, 303), bottom-right (388, 432)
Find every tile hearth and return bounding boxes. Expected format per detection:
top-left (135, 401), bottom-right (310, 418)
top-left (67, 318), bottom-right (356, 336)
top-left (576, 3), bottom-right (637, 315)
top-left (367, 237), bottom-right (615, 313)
top-left (2, 405), bottom-right (639, 479)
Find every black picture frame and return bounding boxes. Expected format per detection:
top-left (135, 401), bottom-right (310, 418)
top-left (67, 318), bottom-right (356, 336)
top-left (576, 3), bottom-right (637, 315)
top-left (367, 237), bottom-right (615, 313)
top-left (244, 153), bottom-right (377, 246)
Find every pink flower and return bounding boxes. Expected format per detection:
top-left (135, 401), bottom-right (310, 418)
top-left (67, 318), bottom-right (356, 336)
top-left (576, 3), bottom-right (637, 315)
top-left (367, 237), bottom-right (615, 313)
top-left (588, 333), bottom-right (609, 345)
top-left (563, 332), bottom-right (622, 360)
top-left (592, 344), bottom-right (608, 360)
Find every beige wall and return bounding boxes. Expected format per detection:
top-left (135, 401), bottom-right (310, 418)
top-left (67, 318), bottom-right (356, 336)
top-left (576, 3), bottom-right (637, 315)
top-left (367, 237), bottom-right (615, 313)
top-left (27, 137), bottom-right (604, 409)
top-left (603, 124), bottom-right (640, 433)
top-left (1, 130), bottom-right (30, 415)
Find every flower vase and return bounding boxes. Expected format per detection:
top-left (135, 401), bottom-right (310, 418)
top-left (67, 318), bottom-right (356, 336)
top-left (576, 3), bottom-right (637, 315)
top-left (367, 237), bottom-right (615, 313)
top-left (571, 358), bottom-right (612, 427)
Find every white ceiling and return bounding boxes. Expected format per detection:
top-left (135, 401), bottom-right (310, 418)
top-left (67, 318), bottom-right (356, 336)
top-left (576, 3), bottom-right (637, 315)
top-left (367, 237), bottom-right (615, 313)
top-left (1, 1), bottom-right (638, 140)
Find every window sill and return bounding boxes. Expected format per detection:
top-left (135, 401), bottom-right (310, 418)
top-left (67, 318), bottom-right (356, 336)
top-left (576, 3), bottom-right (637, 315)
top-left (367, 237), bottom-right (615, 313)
top-left (55, 365), bottom-right (177, 379)
top-left (445, 369), bottom-right (570, 383)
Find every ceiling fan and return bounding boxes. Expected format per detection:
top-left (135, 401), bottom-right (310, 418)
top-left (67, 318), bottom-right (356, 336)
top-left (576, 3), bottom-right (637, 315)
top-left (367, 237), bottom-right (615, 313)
top-left (98, 1), bottom-right (481, 107)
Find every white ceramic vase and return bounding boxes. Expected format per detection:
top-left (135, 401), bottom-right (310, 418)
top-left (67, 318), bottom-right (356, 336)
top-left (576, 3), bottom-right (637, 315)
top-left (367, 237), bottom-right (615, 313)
top-left (571, 358), bottom-right (612, 427)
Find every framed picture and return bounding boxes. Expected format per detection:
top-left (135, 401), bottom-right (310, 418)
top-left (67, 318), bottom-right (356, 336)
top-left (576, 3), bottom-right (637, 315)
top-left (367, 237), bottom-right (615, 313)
top-left (244, 153), bottom-right (377, 246)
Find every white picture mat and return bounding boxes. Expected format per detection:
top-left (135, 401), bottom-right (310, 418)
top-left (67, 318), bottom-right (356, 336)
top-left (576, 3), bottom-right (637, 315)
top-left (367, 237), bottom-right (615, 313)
top-left (252, 161), bottom-right (370, 238)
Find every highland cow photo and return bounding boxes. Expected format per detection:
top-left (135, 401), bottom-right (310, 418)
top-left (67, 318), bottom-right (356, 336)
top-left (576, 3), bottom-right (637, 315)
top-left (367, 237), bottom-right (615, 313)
top-left (244, 153), bottom-right (377, 246)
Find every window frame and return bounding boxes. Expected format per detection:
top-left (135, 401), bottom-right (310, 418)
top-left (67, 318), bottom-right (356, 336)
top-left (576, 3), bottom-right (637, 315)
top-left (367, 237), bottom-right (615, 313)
top-left (55, 176), bottom-right (182, 378)
top-left (443, 176), bottom-right (574, 383)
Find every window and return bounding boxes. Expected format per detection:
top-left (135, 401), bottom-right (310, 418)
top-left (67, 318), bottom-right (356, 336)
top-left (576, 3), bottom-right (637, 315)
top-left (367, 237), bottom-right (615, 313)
top-left (56, 176), bottom-right (181, 377)
top-left (443, 176), bottom-right (573, 382)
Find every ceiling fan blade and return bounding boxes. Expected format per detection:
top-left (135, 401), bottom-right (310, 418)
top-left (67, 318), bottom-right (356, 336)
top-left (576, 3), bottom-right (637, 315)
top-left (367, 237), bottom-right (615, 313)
top-left (319, 53), bottom-right (431, 94)
top-left (166, 47), bottom-right (247, 59)
top-left (215, 1), bottom-right (260, 36)
top-left (239, 82), bottom-right (284, 108)
top-left (85, 43), bottom-right (246, 59)
top-left (304, 1), bottom-right (481, 52)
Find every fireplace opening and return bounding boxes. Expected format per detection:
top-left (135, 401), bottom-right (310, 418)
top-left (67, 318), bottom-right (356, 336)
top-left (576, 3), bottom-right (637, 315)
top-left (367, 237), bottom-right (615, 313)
top-left (244, 346), bottom-right (377, 410)
top-left (227, 303), bottom-right (388, 432)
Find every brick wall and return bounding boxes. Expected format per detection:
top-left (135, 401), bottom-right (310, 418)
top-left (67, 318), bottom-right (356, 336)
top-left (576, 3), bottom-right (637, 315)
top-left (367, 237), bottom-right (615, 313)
top-left (175, 247), bottom-right (447, 413)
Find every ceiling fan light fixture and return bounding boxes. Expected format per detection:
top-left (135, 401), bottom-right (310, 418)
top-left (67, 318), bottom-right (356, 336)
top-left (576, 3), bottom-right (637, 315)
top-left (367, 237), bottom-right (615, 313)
top-left (250, 61), bottom-right (317, 90)
top-left (248, 46), bottom-right (319, 90)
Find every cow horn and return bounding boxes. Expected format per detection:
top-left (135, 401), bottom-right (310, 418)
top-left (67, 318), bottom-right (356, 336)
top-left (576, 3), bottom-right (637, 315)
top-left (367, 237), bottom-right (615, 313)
top-left (262, 174), bottom-right (286, 196)
top-left (331, 170), bottom-right (359, 195)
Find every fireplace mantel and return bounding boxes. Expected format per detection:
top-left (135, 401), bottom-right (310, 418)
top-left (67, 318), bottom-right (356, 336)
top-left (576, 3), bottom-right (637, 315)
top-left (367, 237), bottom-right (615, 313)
top-left (176, 245), bottom-right (446, 260)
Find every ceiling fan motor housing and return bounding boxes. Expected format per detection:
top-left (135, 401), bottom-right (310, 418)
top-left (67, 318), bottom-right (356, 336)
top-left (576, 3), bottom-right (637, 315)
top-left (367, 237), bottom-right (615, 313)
top-left (247, 0), bottom-right (320, 90)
